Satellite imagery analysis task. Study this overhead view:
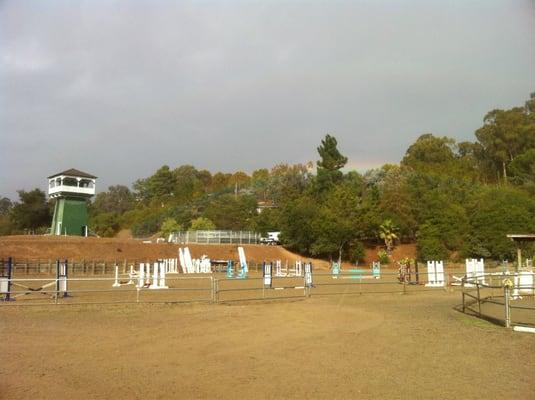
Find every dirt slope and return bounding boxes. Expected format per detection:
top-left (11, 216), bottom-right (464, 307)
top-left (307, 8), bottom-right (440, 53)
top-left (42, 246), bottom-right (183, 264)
top-left (0, 236), bottom-right (329, 267)
top-left (0, 235), bottom-right (416, 269)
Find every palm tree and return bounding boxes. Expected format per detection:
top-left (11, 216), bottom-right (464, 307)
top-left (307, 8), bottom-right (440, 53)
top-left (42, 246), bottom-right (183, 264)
top-left (379, 219), bottom-right (399, 253)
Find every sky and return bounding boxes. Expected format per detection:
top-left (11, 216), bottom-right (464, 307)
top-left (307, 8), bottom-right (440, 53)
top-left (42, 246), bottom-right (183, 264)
top-left (1, 0), bottom-right (535, 199)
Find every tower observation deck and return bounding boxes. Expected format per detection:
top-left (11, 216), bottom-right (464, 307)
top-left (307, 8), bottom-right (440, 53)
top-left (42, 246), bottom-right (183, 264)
top-left (48, 168), bottom-right (97, 236)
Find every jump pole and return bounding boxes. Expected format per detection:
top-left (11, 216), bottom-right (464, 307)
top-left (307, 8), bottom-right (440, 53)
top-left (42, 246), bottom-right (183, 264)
top-left (1, 257), bottom-right (13, 301)
top-left (56, 259), bottom-right (69, 299)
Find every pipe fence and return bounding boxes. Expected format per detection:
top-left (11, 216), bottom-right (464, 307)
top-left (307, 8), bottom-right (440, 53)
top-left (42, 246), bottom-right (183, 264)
top-left (1, 259), bottom-right (457, 306)
top-left (461, 272), bottom-right (535, 328)
top-left (4, 257), bottom-right (535, 329)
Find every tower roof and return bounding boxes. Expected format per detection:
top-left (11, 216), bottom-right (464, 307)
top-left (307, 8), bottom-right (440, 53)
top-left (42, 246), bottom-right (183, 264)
top-left (48, 168), bottom-right (97, 179)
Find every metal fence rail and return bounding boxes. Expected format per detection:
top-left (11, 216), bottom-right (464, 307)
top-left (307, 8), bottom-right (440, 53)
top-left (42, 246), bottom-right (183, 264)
top-left (2, 258), bottom-right (267, 276)
top-left (2, 268), bottom-right (453, 306)
top-left (5, 257), bottom-right (534, 327)
top-left (461, 272), bottom-right (535, 328)
top-left (169, 230), bottom-right (261, 244)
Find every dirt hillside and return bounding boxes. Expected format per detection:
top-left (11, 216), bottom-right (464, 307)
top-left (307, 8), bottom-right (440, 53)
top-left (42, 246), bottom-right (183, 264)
top-left (0, 235), bottom-right (416, 269)
top-left (0, 236), bottom-right (328, 267)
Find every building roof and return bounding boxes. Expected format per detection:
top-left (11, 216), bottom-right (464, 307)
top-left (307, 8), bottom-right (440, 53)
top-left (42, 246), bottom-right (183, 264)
top-left (48, 168), bottom-right (97, 179)
top-left (506, 234), bottom-right (535, 242)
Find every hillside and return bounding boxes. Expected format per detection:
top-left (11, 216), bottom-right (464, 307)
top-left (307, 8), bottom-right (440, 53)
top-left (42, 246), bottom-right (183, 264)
top-left (0, 235), bottom-right (416, 269)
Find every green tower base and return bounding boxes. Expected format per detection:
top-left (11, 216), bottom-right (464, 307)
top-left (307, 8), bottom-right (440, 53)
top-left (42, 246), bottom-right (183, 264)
top-left (51, 197), bottom-right (89, 236)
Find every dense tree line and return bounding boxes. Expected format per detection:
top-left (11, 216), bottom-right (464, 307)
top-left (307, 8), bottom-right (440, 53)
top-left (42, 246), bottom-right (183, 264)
top-left (2, 91), bottom-right (534, 261)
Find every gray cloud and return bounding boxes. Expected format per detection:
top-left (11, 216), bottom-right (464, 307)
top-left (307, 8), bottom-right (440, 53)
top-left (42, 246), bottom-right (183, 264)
top-left (1, 0), bottom-right (535, 198)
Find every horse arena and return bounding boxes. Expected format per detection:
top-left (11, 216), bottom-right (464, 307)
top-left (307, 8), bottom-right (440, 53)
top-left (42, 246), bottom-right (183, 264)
top-left (1, 236), bottom-right (535, 399)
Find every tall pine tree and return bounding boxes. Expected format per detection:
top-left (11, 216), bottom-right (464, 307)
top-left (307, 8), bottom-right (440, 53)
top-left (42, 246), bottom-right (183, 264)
top-left (316, 134), bottom-right (348, 192)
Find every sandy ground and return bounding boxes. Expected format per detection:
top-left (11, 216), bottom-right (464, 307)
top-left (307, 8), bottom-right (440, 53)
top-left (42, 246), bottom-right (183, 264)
top-left (2, 290), bottom-right (535, 400)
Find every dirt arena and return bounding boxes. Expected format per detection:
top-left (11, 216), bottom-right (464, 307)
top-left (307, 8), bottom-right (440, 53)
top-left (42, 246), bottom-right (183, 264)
top-left (2, 291), bottom-right (535, 400)
top-left (2, 237), bottom-right (534, 399)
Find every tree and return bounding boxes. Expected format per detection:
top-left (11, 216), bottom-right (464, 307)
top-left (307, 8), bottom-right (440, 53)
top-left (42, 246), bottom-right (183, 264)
top-left (403, 134), bottom-right (455, 165)
top-left (278, 195), bottom-right (318, 254)
top-left (202, 194), bottom-right (257, 230)
top-left (465, 187), bottom-right (535, 259)
top-left (251, 168), bottom-right (270, 199)
top-left (190, 217), bottom-right (216, 231)
top-left (416, 224), bottom-right (449, 261)
top-left (475, 106), bottom-right (535, 183)
top-left (90, 212), bottom-right (120, 237)
top-left (0, 197), bottom-right (13, 215)
top-left (249, 207), bottom-right (280, 235)
top-left (0, 198), bottom-right (13, 235)
top-left (91, 185), bottom-right (133, 215)
top-left (310, 184), bottom-right (361, 262)
top-left (10, 189), bottom-right (51, 231)
top-left (131, 214), bottom-right (164, 238)
top-left (133, 165), bottom-right (176, 203)
top-left (211, 172), bottom-right (232, 193)
top-left (267, 163), bottom-right (312, 204)
top-left (173, 165), bottom-right (199, 203)
top-left (316, 134), bottom-right (347, 191)
top-left (508, 148), bottom-right (535, 193)
top-left (196, 169), bottom-right (213, 192)
top-left (378, 220), bottom-right (399, 253)
top-left (374, 166), bottom-right (417, 240)
top-left (229, 171), bottom-right (250, 197)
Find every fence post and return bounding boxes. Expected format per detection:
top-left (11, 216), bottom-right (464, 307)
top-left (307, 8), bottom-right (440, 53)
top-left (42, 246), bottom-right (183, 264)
top-left (476, 283), bottom-right (481, 317)
top-left (55, 259), bottom-right (59, 304)
top-left (211, 276), bottom-right (215, 303)
top-left (504, 285), bottom-right (511, 328)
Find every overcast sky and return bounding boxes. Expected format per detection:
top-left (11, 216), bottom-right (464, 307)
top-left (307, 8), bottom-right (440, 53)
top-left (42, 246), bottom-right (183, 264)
top-left (1, 0), bottom-right (535, 199)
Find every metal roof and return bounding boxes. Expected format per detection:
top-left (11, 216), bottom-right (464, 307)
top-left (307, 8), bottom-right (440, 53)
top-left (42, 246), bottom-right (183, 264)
top-left (48, 168), bottom-right (97, 179)
top-left (506, 234), bottom-right (535, 242)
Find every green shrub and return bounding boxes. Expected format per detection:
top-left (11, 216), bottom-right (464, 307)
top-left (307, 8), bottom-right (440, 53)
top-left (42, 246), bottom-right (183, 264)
top-left (377, 249), bottom-right (390, 264)
top-left (190, 217), bottom-right (216, 231)
top-left (160, 218), bottom-right (182, 237)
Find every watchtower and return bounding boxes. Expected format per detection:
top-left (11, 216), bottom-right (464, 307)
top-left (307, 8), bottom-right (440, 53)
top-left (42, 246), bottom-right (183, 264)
top-left (48, 168), bottom-right (97, 236)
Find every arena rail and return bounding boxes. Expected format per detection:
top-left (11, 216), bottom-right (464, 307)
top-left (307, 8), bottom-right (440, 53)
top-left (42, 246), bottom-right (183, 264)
top-left (6, 257), bottom-right (532, 309)
top-left (461, 272), bottom-right (535, 329)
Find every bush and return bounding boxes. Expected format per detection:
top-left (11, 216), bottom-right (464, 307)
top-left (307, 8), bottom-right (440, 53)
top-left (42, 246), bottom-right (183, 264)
top-left (160, 218), bottom-right (182, 237)
top-left (190, 217), bottom-right (216, 231)
top-left (377, 249), bottom-right (390, 264)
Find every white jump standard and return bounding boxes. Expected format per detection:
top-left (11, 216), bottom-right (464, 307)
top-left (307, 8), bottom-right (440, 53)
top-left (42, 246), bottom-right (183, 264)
top-left (112, 262), bottom-right (168, 289)
top-left (425, 261), bottom-right (445, 287)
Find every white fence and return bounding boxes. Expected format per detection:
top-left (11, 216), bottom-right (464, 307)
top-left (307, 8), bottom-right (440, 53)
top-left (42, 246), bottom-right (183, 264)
top-left (168, 230), bottom-right (261, 244)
